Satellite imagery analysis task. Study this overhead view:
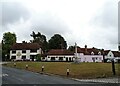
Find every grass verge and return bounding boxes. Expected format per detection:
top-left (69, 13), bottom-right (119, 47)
top-left (3, 62), bottom-right (120, 79)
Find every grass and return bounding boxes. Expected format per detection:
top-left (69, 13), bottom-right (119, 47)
top-left (3, 62), bottom-right (120, 79)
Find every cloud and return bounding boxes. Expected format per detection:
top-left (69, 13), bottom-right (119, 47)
top-left (89, 0), bottom-right (118, 50)
top-left (29, 12), bottom-right (70, 39)
top-left (1, 2), bottom-right (30, 26)
top-left (91, 0), bottom-right (118, 28)
top-left (1, 0), bottom-right (119, 50)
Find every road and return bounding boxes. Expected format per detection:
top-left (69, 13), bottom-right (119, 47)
top-left (2, 66), bottom-right (93, 84)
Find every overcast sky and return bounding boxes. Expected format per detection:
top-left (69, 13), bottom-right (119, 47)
top-left (0, 0), bottom-right (119, 50)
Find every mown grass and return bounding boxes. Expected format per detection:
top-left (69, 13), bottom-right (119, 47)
top-left (3, 62), bottom-right (120, 79)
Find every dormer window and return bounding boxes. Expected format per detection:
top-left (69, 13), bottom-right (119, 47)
top-left (91, 52), bottom-right (94, 55)
top-left (98, 51), bottom-right (101, 55)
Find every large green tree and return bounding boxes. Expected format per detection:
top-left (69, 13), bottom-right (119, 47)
top-left (48, 34), bottom-right (67, 50)
top-left (30, 31), bottom-right (48, 52)
top-left (2, 32), bottom-right (17, 61)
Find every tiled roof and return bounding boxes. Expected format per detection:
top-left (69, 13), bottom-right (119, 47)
top-left (103, 50), bottom-right (120, 57)
top-left (77, 48), bottom-right (102, 55)
top-left (112, 51), bottom-right (120, 57)
top-left (104, 50), bottom-right (110, 55)
top-left (11, 43), bottom-right (41, 50)
top-left (47, 49), bottom-right (74, 55)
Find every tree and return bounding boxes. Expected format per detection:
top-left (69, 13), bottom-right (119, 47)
top-left (48, 34), bottom-right (67, 50)
top-left (68, 45), bottom-right (80, 52)
top-left (30, 31), bottom-right (48, 52)
top-left (2, 32), bottom-right (17, 61)
top-left (35, 54), bottom-right (41, 61)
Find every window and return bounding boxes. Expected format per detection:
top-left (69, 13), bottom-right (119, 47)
top-left (69, 58), bottom-right (71, 61)
top-left (22, 56), bottom-right (26, 59)
top-left (22, 50), bottom-right (26, 53)
top-left (51, 57), bottom-right (55, 61)
top-left (12, 50), bottom-right (16, 54)
top-left (98, 51), bottom-right (101, 55)
top-left (30, 49), bottom-right (37, 53)
top-left (30, 55), bottom-right (37, 61)
top-left (11, 56), bottom-right (16, 59)
top-left (92, 58), bottom-right (95, 62)
top-left (59, 57), bottom-right (63, 61)
top-left (91, 52), bottom-right (94, 55)
top-left (96, 58), bottom-right (98, 60)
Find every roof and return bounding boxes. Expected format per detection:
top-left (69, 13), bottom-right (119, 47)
top-left (104, 50), bottom-right (110, 55)
top-left (47, 49), bottom-right (74, 55)
top-left (11, 43), bottom-right (41, 50)
top-left (112, 51), bottom-right (120, 57)
top-left (77, 47), bottom-right (102, 55)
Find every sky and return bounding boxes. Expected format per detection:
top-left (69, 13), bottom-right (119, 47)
top-left (0, 0), bottom-right (119, 50)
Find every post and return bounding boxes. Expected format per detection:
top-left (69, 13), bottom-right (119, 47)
top-left (26, 64), bottom-right (28, 69)
top-left (111, 59), bottom-right (116, 75)
top-left (14, 63), bottom-right (16, 67)
top-left (42, 65), bottom-right (44, 72)
top-left (5, 54), bottom-right (7, 61)
top-left (67, 68), bottom-right (70, 76)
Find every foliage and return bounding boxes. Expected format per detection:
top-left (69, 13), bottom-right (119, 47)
top-left (30, 31), bottom-right (48, 52)
top-left (68, 46), bottom-right (80, 51)
top-left (48, 34), bottom-right (67, 50)
top-left (2, 32), bottom-right (16, 61)
top-left (35, 54), bottom-right (41, 61)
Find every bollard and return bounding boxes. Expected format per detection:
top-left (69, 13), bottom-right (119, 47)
top-left (111, 60), bottom-right (116, 75)
top-left (14, 63), bottom-right (16, 67)
top-left (42, 65), bottom-right (44, 72)
top-left (26, 64), bottom-right (28, 69)
top-left (67, 68), bottom-right (70, 76)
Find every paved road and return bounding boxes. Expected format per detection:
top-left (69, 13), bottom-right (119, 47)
top-left (2, 66), bottom-right (94, 84)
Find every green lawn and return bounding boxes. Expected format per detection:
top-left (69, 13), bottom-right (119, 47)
top-left (3, 62), bottom-right (120, 79)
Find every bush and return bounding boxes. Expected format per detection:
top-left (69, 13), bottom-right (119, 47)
top-left (35, 54), bottom-right (41, 61)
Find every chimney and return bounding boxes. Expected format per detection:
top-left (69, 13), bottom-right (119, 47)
top-left (85, 45), bottom-right (87, 53)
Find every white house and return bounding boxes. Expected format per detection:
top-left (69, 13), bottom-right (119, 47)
top-left (76, 45), bottom-right (104, 62)
top-left (46, 49), bottom-right (75, 61)
top-left (10, 43), bottom-right (43, 61)
top-left (104, 50), bottom-right (120, 62)
top-left (46, 45), bottom-right (104, 62)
